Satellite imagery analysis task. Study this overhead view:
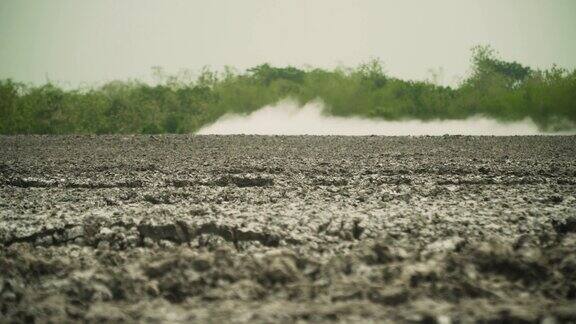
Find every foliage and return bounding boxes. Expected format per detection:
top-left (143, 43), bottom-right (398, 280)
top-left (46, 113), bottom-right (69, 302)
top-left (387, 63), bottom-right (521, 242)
top-left (1, 46), bottom-right (574, 134)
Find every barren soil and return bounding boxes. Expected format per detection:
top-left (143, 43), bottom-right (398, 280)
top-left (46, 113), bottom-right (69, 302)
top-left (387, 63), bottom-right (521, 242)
top-left (1, 135), bottom-right (576, 323)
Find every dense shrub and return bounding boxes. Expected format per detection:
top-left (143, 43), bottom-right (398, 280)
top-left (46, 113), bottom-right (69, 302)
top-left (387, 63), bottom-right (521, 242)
top-left (1, 46), bottom-right (574, 134)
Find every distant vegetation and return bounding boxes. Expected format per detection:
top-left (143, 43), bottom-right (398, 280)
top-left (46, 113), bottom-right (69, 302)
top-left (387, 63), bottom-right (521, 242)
top-left (1, 45), bottom-right (575, 134)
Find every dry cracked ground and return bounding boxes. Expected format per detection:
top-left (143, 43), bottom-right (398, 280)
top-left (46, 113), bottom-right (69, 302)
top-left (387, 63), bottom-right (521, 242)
top-left (1, 135), bottom-right (576, 323)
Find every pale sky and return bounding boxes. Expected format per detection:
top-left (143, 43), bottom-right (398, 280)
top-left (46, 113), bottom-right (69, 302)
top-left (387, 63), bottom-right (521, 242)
top-left (1, 0), bottom-right (575, 87)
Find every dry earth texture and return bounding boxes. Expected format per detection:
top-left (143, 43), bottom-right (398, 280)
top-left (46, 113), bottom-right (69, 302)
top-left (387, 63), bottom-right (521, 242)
top-left (1, 135), bottom-right (576, 323)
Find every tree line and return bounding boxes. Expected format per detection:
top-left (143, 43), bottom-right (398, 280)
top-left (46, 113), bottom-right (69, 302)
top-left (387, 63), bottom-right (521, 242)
top-left (1, 46), bottom-right (575, 134)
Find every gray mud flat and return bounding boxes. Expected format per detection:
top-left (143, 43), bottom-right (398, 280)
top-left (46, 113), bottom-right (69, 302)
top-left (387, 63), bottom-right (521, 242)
top-left (1, 135), bottom-right (576, 323)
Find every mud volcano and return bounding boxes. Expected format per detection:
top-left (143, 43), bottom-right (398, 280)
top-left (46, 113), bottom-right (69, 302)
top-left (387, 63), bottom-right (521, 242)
top-left (1, 135), bottom-right (575, 322)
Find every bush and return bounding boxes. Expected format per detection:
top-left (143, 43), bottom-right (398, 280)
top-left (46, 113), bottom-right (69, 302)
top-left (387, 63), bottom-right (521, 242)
top-left (0, 46), bottom-right (574, 134)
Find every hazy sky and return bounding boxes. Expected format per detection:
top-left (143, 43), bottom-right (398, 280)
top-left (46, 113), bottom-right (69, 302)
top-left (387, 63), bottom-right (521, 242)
top-left (1, 0), bottom-right (575, 87)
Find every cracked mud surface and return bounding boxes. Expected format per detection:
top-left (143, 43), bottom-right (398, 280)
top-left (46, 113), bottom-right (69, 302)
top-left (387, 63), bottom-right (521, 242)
top-left (1, 135), bottom-right (576, 323)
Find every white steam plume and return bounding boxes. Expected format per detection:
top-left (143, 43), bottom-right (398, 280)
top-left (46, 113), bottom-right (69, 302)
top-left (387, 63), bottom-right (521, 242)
top-left (197, 99), bottom-right (573, 136)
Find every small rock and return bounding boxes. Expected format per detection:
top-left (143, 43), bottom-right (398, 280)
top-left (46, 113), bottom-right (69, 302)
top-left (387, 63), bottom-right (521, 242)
top-left (369, 287), bottom-right (408, 305)
top-left (66, 226), bottom-right (84, 241)
top-left (263, 255), bottom-right (302, 285)
top-left (99, 227), bottom-right (113, 237)
top-left (553, 216), bottom-right (576, 235)
top-left (36, 235), bottom-right (54, 246)
top-left (548, 195), bottom-right (564, 204)
top-left (158, 240), bottom-right (175, 249)
top-left (191, 255), bottom-right (213, 272)
top-left (85, 303), bottom-right (127, 322)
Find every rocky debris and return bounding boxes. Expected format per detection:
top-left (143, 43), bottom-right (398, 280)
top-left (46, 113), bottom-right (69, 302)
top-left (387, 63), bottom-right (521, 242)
top-left (3, 178), bottom-right (144, 189)
top-left (547, 194), bottom-right (564, 204)
top-left (168, 179), bottom-right (197, 188)
top-left (214, 175), bottom-right (274, 188)
top-left (312, 177), bottom-right (348, 186)
top-left (1, 218), bottom-right (283, 251)
top-left (5, 177), bottom-right (60, 188)
top-left (553, 216), bottom-right (576, 235)
top-left (0, 135), bottom-right (575, 322)
top-left (3, 224), bottom-right (84, 246)
top-left (143, 193), bottom-right (173, 205)
top-left (65, 180), bottom-right (144, 189)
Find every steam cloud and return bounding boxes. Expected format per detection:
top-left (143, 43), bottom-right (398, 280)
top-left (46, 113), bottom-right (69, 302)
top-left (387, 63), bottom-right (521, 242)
top-left (198, 99), bottom-right (572, 136)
